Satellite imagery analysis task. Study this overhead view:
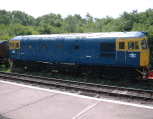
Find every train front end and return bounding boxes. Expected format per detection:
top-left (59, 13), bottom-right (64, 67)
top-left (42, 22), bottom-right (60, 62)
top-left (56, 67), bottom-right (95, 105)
top-left (139, 33), bottom-right (153, 79)
top-left (116, 31), bottom-right (153, 79)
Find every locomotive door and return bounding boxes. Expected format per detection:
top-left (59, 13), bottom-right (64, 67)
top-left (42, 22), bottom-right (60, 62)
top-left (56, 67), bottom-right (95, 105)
top-left (10, 41), bottom-right (20, 59)
top-left (64, 40), bottom-right (74, 62)
top-left (117, 41), bottom-right (126, 64)
top-left (15, 41), bottom-right (20, 59)
top-left (126, 41), bottom-right (140, 66)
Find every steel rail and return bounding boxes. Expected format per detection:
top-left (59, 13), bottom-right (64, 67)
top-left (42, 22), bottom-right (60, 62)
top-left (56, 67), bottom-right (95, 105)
top-left (0, 71), bottom-right (153, 100)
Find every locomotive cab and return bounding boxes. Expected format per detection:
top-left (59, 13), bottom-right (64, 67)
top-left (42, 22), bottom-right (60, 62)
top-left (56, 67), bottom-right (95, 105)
top-left (9, 40), bottom-right (20, 60)
top-left (117, 33), bottom-right (152, 79)
top-left (140, 38), bottom-right (150, 66)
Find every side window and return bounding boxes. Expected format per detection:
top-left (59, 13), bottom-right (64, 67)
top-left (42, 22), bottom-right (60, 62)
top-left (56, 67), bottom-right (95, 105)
top-left (28, 45), bottom-right (31, 49)
top-left (108, 43), bottom-right (115, 52)
top-left (135, 41), bottom-right (139, 49)
top-left (42, 45), bottom-right (46, 49)
top-left (119, 42), bottom-right (125, 49)
top-left (100, 43), bottom-right (115, 59)
top-left (16, 43), bottom-right (19, 48)
top-left (57, 45), bottom-right (62, 49)
top-left (100, 43), bottom-right (107, 52)
top-left (100, 43), bottom-right (115, 52)
top-left (74, 45), bottom-right (79, 50)
top-left (12, 43), bottom-right (15, 48)
top-left (141, 39), bottom-right (147, 50)
top-left (128, 42), bottom-right (134, 49)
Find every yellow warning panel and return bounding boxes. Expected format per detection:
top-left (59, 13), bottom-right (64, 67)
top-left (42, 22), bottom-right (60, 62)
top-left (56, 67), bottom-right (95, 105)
top-left (140, 52), bottom-right (150, 66)
top-left (9, 41), bottom-right (20, 49)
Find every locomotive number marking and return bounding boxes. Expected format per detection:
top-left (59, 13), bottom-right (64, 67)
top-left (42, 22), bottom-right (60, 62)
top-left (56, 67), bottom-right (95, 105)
top-left (129, 53), bottom-right (136, 58)
top-left (86, 56), bottom-right (91, 58)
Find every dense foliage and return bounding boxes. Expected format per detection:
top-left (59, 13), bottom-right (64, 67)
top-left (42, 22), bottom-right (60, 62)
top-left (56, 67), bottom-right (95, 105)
top-left (0, 9), bottom-right (153, 63)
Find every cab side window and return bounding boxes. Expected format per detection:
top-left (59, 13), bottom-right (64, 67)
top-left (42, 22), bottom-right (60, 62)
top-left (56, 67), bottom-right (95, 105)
top-left (119, 42), bottom-right (125, 49)
top-left (135, 41), bottom-right (139, 49)
top-left (128, 42), bottom-right (134, 49)
top-left (16, 43), bottom-right (19, 48)
top-left (12, 43), bottom-right (15, 48)
top-left (141, 39), bottom-right (147, 50)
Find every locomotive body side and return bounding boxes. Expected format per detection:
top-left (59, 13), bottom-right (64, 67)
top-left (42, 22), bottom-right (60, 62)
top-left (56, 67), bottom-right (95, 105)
top-left (9, 31), bottom-right (151, 79)
top-left (9, 36), bottom-right (116, 66)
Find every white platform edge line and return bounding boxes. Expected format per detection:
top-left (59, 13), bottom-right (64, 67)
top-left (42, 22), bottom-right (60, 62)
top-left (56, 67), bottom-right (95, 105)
top-left (1, 80), bottom-right (153, 110)
top-left (72, 101), bottom-right (101, 119)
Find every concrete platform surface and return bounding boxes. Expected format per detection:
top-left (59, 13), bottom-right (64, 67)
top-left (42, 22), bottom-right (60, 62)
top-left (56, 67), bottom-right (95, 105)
top-left (0, 80), bottom-right (153, 119)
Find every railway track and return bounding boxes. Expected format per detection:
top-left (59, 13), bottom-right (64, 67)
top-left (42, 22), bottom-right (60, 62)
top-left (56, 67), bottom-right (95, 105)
top-left (0, 71), bottom-right (153, 102)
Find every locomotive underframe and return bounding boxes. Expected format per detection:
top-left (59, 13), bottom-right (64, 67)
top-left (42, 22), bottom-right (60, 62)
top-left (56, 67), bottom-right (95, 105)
top-left (13, 60), bottom-right (143, 79)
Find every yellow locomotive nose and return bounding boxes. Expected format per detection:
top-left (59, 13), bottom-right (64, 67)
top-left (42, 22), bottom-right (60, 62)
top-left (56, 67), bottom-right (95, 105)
top-left (140, 51), bottom-right (150, 66)
top-left (140, 38), bottom-right (150, 66)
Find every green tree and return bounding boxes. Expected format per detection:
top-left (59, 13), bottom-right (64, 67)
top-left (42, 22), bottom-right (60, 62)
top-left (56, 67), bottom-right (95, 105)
top-left (64, 15), bottom-right (77, 33)
top-left (11, 10), bottom-right (35, 26)
top-left (6, 23), bottom-right (39, 36)
top-left (0, 10), bottom-right (12, 25)
top-left (35, 13), bottom-right (63, 27)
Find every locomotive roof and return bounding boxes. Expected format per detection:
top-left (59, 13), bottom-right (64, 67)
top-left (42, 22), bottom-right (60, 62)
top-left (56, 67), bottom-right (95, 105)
top-left (11, 31), bottom-right (147, 40)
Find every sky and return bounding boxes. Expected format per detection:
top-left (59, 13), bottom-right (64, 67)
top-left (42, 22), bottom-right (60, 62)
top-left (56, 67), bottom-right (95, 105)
top-left (0, 0), bottom-right (153, 19)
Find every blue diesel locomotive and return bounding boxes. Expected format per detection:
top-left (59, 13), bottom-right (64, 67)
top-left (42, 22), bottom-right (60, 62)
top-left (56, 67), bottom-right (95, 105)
top-left (9, 31), bottom-right (152, 79)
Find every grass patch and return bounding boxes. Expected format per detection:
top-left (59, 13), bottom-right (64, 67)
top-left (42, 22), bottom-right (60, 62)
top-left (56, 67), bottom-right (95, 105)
top-left (0, 65), bottom-right (7, 71)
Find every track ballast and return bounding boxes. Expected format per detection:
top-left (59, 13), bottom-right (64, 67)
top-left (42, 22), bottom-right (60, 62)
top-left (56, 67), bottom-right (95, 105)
top-left (0, 71), bottom-right (153, 105)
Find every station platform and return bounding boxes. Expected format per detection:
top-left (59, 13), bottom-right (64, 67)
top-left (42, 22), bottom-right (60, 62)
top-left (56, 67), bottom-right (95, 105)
top-left (0, 80), bottom-right (153, 119)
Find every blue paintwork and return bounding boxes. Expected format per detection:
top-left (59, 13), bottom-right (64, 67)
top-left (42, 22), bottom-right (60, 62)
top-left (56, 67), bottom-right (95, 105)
top-left (9, 49), bottom-right (20, 60)
top-left (117, 51), bottom-right (140, 66)
top-left (126, 52), bottom-right (140, 65)
top-left (9, 50), bottom-right (15, 60)
top-left (15, 49), bottom-right (20, 59)
top-left (9, 31), bottom-right (147, 68)
top-left (117, 51), bottom-right (126, 64)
